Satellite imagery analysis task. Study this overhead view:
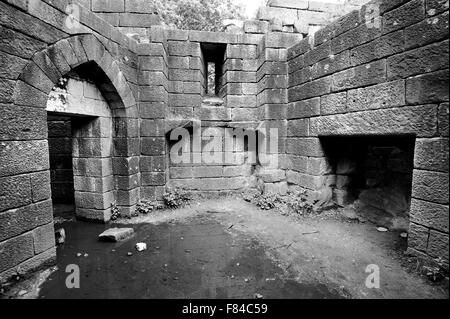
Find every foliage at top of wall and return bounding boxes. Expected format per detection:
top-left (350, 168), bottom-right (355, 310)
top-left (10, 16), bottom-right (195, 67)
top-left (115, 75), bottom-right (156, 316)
top-left (151, 0), bottom-right (245, 31)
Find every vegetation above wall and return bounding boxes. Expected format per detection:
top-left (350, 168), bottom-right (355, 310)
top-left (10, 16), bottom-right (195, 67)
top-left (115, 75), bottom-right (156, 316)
top-left (151, 0), bottom-right (245, 31)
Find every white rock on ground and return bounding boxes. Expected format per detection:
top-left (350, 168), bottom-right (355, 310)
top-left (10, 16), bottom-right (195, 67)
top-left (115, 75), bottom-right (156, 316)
top-left (135, 243), bottom-right (147, 252)
top-left (98, 228), bottom-right (134, 242)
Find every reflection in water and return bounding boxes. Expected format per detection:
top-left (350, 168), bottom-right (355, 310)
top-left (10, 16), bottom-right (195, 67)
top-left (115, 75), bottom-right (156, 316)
top-left (40, 215), bottom-right (344, 299)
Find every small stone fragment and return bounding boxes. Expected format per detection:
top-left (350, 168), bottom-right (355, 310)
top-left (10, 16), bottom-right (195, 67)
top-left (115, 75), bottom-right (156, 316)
top-left (135, 243), bottom-right (147, 252)
top-left (377, 227), bottom-right (388, 232)
top-left (254, 293), bottom-right (264, 299)
top-left (99, 228), bottom-right (134, 242)
top-left (55, 228), bottom-right (66, 245)
top-left (127, 252), bottom-right (133, 257)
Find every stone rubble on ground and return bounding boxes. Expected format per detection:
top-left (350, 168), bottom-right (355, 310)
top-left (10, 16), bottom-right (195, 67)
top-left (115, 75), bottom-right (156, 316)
top-left (55, 228), bottom-right (66, 245)
top-left (98, 228), bottom-right (134, 242)
top-left (135, 243), bottom-right (147, 252)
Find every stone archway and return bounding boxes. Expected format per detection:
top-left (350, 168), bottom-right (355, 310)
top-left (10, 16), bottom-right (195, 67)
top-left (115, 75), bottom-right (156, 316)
top-left (13, 33), bottom-right (140, 222)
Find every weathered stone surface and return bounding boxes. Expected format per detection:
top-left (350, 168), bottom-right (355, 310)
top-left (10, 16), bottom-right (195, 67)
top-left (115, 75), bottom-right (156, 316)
top-left (258, 89), bottom-right (287, 105)
top-left (32, 223), bottom-right (55, 254)
top-left (286, 138), bottom-right (324, 156)
top-left (382, 0), bottom-right (425, 34)
top-left (312, 50), bottom-right (350, 79)
top-left (304, 42), bottom-right (331, 67)
top-left (74, 175), bottom-right (115, 193)
top-left (76, 208), bottom-right (112, 222)
top-left (410, 198), bottom-right (449, 232)
top-left (169, 94), bottom-right (202, 107)
top-left (169, 177), bottom-right (248, 191)
top-left (258, 169), bottom-right (286, 183)
top-left (0, 25), bottom-right (46, 59)
top-left (0, 232), bottom-right (34, 273)
top-left (0, 79), bottom-right (16, 104)
top-left (168, 41), bottom-right (201, 57)
top-left (75, 191), bottom-right (114, 210)
top-left (286, 170), bottom-right (324, 190)
top-left (332, 59), bottom-right (386, 92)
top-left (140, 119), bottom-right (165, 136)
top-left (289, 67), bottom-right (312, 87)
top-left (310, 105), bottom-right (438, 137)
top-left (427, 230), bottom-right (449, 260)
top-left (287, 119), bottom-right (309, 137)
top-left (286, 155), bottom-right (308, 173)
top-left (414, 138), bottom-right (449, 172)
top-left (350, 30), bottom-right (405, 66)
top-left (226, 95), bottom-right (257, 108)
top-left (405, 11), bottom-right (449, 49)
top-left (74, 158), bottom-right (113, 177)
top-left (92, 0), bottom-right (125, 12)
top-left (119, 13), bottom-right (159, 27)
top-left (30, 171), bottom-right (52, 202)
top-left (141, 137), bottom-right (165, 156)
top-left (244, 20), bottom-right (269, 34)
top-left (332, 9), bottom-right (360, 37)
top-left (0, 104), bottom-right (47, 140)
top-left (0, 51), bottom-right (28, 79)
top-left (408, 222), bottom-right (429, 252)
top-left (232, 108), bottom-right (258, 121)
top-left (288, 38), bottom-right (311, 60)
top-left (387, 40), bottom-right (449, 80)
top-left (116, 188), bottom-right (140, 206)
top-left (412, 169), bottom-right (449, 204)
top-left (0, 140), bottom-right (50, 178)
top-left (320, 92), bottom-right (346, 115)
top-left (0, 246), bottom-right (56, 283)
top-left (331, 23), bottom-right (381, 55)
top-left (225, 71), bottom-right (257, 83)
top-left (0, 0), bottom-right (449, 275)
top-left (0, 200), bottom-right (53, 242)
top-left (260, 104), bottom-right (287, 120)
top-left (142, 172), bottom-right (165, 186)
top-left (438, 103), bottom-right (449, 137)
top-left (13, 80), bottom-right (49, 108)
top-left (289, 76), bottom-right (332, 101)
top-left (406, 70), bottom-right (449, 105)
top-left (99, 228), bottom-right (135, 242)
top-left (347, 80), bottom-right (405, 112)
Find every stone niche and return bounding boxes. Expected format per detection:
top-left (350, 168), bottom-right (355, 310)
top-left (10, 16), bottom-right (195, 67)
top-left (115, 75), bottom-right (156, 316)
top-left (320, 135), bottom-right (416, 231)
top-left (166, 123), bottom-right (258, 193)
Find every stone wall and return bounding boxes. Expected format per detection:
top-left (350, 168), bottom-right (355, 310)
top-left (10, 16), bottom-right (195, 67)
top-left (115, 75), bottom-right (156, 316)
top-left (0, 0), bottom-right (448, 282)
top-left (286, 0), bottom-right (449, 263)
top-left (76, 0), bottom-right (160, 38)
top-left (259, 0), bottom-right (369, 35)
top-left (0, 0), bottom-right (140, 282)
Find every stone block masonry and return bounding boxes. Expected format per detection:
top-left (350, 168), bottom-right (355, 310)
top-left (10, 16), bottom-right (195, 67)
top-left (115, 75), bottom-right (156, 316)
top-left (0, 0), bottom-right (448, 283)
top-left (287, 0), bottom-right (449, 264)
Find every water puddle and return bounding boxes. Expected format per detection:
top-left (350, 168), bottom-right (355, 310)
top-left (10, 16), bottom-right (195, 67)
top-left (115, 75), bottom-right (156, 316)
top-left (39, 214), bottom-right (345, 299)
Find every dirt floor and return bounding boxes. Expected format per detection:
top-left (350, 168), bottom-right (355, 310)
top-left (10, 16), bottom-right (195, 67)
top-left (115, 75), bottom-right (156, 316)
top-left (2, 197), bottom-right (448, 299)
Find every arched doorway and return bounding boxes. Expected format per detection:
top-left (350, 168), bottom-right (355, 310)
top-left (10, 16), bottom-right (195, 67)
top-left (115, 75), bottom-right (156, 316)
top-left (14, 34), bottom-right (140, 223)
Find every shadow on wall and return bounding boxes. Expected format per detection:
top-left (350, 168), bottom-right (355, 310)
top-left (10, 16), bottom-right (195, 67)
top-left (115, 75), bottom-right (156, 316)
top-left (320, 135), bottom-right (416, 231)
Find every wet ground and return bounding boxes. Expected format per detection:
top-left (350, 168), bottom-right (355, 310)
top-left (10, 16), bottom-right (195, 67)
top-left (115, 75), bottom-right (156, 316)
top-left (4, 198), bottom-right (448, 299)
top-left (39, 213), bottom-right (343, 299)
